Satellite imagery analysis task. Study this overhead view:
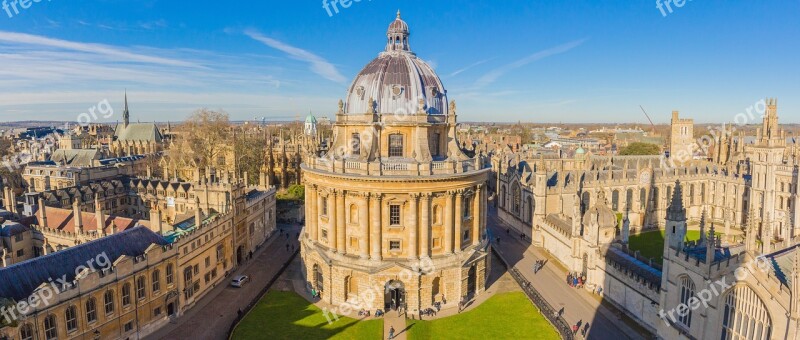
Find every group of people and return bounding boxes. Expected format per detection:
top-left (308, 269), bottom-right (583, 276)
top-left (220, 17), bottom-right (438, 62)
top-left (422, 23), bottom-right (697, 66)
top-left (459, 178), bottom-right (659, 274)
top-left (357, 309), bottom-right (371, 317)
top-left (533, 259), bottom-right (546, 273)
top-left (566, 272), bottom-right (586, 288)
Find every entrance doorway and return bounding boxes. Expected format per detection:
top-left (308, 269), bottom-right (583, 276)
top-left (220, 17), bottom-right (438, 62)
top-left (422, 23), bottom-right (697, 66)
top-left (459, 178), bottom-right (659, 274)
top-left (236, 246), bottom-right (244, 265)
top-left (466, 265), bottom-right (477, 300)
top-left (384, 280), bottom-right (405, 311)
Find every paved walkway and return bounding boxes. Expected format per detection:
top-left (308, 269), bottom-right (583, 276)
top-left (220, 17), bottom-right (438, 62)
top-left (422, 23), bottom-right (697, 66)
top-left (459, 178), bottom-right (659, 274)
top-left (145, 224), bottom-right (301, 340)
top-left (489, 210), bottom-right (652, 340)
top-left (384, 311), bottom-right (407, 340)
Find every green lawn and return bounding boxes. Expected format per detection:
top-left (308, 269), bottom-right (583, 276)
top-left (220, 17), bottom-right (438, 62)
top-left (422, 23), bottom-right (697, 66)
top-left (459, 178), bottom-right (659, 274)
top-left (405, 292), bottom-right (559, 340)
top-left (629, 230), bottom-right (722, 264)
top-left (232, 290), bottom-right (383, 340)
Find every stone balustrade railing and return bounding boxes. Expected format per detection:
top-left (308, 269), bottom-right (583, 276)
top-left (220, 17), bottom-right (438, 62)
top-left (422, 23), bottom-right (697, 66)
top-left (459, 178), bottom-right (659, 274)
top-left (304, 156), bottom-right (486, 177)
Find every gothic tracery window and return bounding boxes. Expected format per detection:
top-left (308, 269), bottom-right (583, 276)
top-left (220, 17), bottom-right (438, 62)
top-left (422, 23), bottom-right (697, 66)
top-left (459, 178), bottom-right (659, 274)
top-left (720, 285), bottom-right (772, 340)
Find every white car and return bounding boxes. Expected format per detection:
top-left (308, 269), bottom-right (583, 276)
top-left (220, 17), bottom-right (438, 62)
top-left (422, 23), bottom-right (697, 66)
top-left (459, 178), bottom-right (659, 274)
top-left (231, 275), bottom-right (250, 288)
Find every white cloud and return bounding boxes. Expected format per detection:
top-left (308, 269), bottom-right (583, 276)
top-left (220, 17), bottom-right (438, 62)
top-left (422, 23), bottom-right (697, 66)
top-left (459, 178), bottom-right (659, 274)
top-left (474, 39), bottom-right (587, 88)
top-left (244, 29), bottom-right (347, 83)
top-left (0, 31), bottom-right (204, 68)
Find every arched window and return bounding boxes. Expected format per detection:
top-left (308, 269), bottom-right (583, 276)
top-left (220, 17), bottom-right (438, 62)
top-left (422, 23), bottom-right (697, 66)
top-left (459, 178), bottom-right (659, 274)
top-left (463, 195), bottom-right (472, 218)
top-left (20, 323), bottom-right (34, 340)
top-left (512, 185), bottom-right (521, 214)
top-left (689, 184), bottom-right (695, 205)
top-left (64, 306), bottom-right (78, 332)
top-left (104, 290), bottom-right (115, 314)
top-left (431, 277), bottom-right (441, 303)
top-left (640, 188), bottom-right (646, 210)
top-left (679, 276), bottom-right (695, 327)
top-left (721, 285), bottom-right (772, 340)
top-left (44, 314), bottom-right (58, 340)
top-left (122, 283), bottom-right (132, 306)
top-left (526, 197), bottom-right (534, 224)
top-left (166, 264), bottom-right (174, 285)
top-left (152, 269), bottom-right (161, 293)
top-left (313, 264), bottom-right (324, 292)
top-left (351, 133), bottom-right (361, 156)
top-left (349, 204), bottom-right (358, 224)
top-left (86, 297), bottom-right (97, 323)
top-left (500, 185), bottom-right (506, 208)
top-left (136, 276), bottom-right (147, 300)
top-left (612, 190), bottom-right (620, 211)
top-left (345, 275), bottom-right (358, 301)
top-left (626, 189), bottom-right (633, 212)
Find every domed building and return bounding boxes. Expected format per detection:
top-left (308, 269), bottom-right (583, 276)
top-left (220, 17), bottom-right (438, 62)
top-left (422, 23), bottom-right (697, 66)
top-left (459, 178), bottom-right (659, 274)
top-left (300, 12), bottom-right (490, 316)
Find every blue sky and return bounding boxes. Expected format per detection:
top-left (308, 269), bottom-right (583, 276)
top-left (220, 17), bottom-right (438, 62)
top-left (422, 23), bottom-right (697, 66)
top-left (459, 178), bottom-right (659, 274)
top-left (0, 0), bottom-right (798, 124)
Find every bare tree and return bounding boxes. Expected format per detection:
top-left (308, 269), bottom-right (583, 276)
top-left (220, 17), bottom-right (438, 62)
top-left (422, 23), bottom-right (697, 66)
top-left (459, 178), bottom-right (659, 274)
top-left (171, 109), bottom-right (231, 170)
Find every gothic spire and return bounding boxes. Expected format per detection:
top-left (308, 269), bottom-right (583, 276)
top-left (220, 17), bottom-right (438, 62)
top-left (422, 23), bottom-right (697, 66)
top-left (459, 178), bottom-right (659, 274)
top-left (666, 180), bottom-right (686, 221)
top-left (123, 90), bottom-right (130, 128)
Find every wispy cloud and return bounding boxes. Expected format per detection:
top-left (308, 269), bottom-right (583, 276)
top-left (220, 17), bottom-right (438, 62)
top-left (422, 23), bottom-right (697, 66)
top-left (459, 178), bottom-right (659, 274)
top-left (0, 31), bottom-right (204, 68)
top-left (244, 29), bottom-right (346, 83)
top-left (449, 58), bottom-right (492, 77)
top-left (474, 39), bottom-right (587, 88)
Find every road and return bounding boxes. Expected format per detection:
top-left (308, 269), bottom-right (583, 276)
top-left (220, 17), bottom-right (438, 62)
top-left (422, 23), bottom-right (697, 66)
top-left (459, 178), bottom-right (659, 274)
top-left (146, 224), bottom-right (300, 340)
top-left (489, 211), bottom-right (649, 340)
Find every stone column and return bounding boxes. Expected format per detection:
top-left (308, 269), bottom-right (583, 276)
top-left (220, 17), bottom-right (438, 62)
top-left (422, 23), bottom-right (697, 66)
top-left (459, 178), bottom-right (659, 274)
top-left (420, 193), bottom-right (431, 258)
top-left (309, 185), bottom-right (318, 241)
top-left (370, 194), bottom-right (382, 260)
top-left (408, 193), bottom-right (419, 259)
top-left (473, 185), bottom-right (482, 246)
top-left (444, 191), bottom-right (455, 254)
top-left (454, 190), bottom-right (463, 252)
top-left (336, 191), bottom-right (346, 253)
top-left (329, 192), bottom-right (337, 249)
top-left (359, 194), bottom-right (369, 259)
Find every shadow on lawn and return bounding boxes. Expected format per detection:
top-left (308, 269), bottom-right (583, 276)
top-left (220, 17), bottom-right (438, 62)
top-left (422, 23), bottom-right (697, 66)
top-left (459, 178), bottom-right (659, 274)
top-left (232, 290), bottom-right (380, 340)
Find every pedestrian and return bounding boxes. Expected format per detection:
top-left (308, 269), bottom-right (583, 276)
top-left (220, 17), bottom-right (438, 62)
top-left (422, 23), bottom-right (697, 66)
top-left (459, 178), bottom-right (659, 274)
top-left (507, 228), bottom-right (510, 234)
top-left (572, 324), bottom-right (579, 335)
top-left (286, 244), bottom-right (289, 252)
top-left (388, 326), bottom-right (395, 339)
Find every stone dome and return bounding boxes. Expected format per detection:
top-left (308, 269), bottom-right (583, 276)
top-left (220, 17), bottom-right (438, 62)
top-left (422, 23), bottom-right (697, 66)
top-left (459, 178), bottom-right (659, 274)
top-left (344, 11), bottom-right (448, 116)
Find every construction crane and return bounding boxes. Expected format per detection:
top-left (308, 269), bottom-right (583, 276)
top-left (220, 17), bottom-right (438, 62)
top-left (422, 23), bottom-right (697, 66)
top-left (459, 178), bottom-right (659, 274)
top-left (639, 105), bottom-right (657, 135)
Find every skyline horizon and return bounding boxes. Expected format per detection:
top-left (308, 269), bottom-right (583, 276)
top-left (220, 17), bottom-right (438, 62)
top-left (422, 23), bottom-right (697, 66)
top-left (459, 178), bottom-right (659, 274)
top-left (0, 1), bottom-right (798, 124)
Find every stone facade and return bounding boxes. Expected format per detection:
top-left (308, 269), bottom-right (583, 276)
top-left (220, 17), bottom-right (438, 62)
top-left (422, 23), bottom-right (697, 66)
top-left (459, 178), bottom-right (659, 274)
top-left (495, 99), bottom-right (800, 339)
top-left (300, 13), bottom-right (490, 317)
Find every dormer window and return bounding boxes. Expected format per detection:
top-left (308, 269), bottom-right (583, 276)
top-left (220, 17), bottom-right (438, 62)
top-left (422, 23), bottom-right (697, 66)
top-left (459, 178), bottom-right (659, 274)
top-left (351, 133), bottom-right (361, 156)
top-left (389, 134), bottom-right (403, 157)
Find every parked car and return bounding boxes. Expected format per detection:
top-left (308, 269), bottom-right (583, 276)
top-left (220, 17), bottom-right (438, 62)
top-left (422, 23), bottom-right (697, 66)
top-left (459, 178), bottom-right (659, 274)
top-left (231, 275), bottom-right (250, 288)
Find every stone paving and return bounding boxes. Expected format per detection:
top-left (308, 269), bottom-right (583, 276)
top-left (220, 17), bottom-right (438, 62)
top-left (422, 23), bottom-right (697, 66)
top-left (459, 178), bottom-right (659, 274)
top-left (488, 210), bottom-right (652, 340)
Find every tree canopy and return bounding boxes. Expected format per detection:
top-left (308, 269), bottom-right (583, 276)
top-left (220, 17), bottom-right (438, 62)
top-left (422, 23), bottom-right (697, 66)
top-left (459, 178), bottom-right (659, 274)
top-left (619, 142), bottom-right (661, 156)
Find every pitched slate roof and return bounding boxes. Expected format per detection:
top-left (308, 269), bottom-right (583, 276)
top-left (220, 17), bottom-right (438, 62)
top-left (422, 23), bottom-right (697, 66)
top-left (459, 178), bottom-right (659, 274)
top-left (0, 221), bottom-right (28, 237)
top-left (113, 122), bottom-right (163, 143)
top-left (50, 149), bottom-right (100, 167)
top-left (0, 226), bottom-right (169, 301)
top-left (36, 206), bottom-right (149, 233)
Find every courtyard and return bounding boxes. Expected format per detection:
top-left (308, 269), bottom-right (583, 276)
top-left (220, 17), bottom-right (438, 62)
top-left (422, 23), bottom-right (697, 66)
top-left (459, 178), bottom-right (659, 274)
top-left (628, 229), bottom-right (723, 264)
top-left (232, 290), bottom-right (559, 340)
